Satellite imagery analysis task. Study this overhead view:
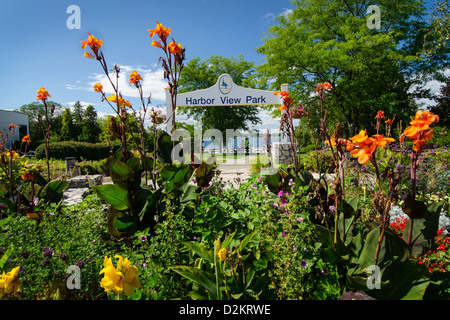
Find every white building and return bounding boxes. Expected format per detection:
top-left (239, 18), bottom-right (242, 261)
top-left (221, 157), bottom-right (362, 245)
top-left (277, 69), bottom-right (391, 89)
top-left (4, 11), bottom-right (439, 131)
top-left (0, 110), bottom-right (29, 148)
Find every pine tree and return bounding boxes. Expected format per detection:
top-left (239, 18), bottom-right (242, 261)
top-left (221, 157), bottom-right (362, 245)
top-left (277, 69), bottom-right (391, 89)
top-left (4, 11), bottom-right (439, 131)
top-left (60, 108), bottom-right (74, 141)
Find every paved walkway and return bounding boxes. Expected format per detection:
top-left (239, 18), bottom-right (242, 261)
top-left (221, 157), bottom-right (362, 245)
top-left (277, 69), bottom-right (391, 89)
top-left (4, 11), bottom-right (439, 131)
top-left (217, 155), bottom-right (253, 189)
top-left (62, 159), bottom-right (336, 204)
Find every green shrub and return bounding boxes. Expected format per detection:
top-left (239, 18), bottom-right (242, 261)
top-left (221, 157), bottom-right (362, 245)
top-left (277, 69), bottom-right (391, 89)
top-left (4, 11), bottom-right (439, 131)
top-left (300, 144), bottom-right (316, 154)
top-left (35, 141), bottom-right (121, 161)
top-left (303, 149), bottom-right (336, 173)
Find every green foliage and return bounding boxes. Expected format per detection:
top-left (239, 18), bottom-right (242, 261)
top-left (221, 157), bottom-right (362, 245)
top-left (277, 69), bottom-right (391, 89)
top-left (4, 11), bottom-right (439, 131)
top-left (169, 232), bottom-right (271, 300)
top-left (35, 141), bottom-right (121, 161)
top-left (303, 149), bottom-right (336, 173)
top-left (257, 0), bottom-right (444, 136)
top-left (299, 144), bottom-right (316, 154)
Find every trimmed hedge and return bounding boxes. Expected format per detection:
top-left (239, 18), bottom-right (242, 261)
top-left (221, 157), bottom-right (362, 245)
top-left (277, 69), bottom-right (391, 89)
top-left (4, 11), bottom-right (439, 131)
top-left (35, 141), bottom-right (122, 161)
top-left (299, 144), bottom-right (317, 154)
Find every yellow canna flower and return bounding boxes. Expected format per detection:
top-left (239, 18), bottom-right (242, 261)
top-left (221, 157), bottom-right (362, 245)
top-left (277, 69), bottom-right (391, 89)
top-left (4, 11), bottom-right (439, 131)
top-left (6, 151), bottom-right (20, 159)
top-left (115, 255), bottom-right (141, 296)
top-left (99, 256), bottom-right (123, 294)
top-left (0, 266), bottom-right (21, 298)
top-left (99, 255), bottom-right (141, 296)
top-left (218, 248), bottom-right (228, 262)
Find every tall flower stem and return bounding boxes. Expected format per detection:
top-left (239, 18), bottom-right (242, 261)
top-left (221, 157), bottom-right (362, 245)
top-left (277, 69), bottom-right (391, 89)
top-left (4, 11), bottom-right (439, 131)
top-left (407, 150), bottom-right (419, 245)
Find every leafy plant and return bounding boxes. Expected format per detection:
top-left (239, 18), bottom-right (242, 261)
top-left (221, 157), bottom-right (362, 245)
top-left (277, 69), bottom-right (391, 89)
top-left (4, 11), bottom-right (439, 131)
top-left (169, 231), bottom-right (271, 300)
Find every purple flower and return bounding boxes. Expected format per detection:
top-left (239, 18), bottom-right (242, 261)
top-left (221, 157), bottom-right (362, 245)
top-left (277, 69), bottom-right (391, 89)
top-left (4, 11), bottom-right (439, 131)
top-left (140, 235), bottom-right (147, 242)
top-left (329, 205), bottom-right (336, 212)
top-left (278, 190), bottom-right (284, 198)
top-left (42, 247), bottom-right (54, 258)
top-left (321, 268), bottom-right (329, 275)
top-left (76, 258), bottom-right (85, 268)
top-left (300, 259), bottom-right (308, 268)
top-left (59, 253), bottom-right (67, 262)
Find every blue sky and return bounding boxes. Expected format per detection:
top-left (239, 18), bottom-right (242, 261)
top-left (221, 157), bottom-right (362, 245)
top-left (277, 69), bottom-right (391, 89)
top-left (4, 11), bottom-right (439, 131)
top-left (0, 0), bottom-right (442, 130)
top-left (0, 1), bottom-right (290, 119)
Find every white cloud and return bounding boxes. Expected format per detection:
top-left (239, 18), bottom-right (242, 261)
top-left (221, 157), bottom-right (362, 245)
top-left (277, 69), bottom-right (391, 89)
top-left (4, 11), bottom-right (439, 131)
top-left (64, 84), bottom-right (84, 90)
top-left (66, 101), bottom-right (97, 107)
top-left (281, 8), bottom-right (293, 17)
top-left (411, 68), bottom-right (450, 108)
top-left (88, 65), bottom-right (167, 102)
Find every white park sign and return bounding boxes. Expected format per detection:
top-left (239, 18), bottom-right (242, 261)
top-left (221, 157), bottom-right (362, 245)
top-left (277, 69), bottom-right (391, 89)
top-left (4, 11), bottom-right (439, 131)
top-left (165, 73), bottom-right (288, 133)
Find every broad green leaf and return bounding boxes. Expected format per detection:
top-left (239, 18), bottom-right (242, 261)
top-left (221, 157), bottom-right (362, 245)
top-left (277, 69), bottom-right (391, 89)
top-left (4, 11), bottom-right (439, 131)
top-left (236, 232), bottom-right (256, 253)
top-left (106, 156), bottom-right (134, 182)
top-left (182, 242), bottom-right (214, 263)
top-left (377, 262), bottom-right (430, 300)
top-left (402, 195), bottom-right (427, 219)
top-left (40, 180), bottom-right (68, 204)
top-left (359, 227), bottom-right (410, 270)
top-left (168, 266), bottom-right (218, 299)
top-left (92, 184), bottom-right (130, 211)
top-left (264, 172), bottom-right (282, 194)
top-left (180, 184), bottom-right (201, 204)
top-left (0, 247), bottom-right (13, 270)
top-left (222, 231), bottom-right (236, 250)
top-left (402, 201), bottom-right (443, 256)
top-left (112, 216), bottom-right (137, 234)
top-left (156, 132), bottom-right (173, 165)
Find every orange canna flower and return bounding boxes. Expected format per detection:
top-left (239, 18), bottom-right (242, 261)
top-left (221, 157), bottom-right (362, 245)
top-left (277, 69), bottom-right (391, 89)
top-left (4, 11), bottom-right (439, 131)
top-left (94, 83), bottom-right (103, 93)
top-left (375, 111), bottom-right (385, 119)
top-left (349, 129), bottom-right (370, 145)
top-left (371, 134), bottom-right (395, 148)
top-left (129, 71), bottom-right (143, 85)
top-left (83, 52), bottom-right (94, 59)
top-left (400, 110), bottom-right (439, 152)
top-left (22, 135), bottom-right (31, 145)
top-left (148, 21), bottom-right (171, 41)
top-left (325, 137), bottom-right (355, 152)
top-left (278, 104), bottom-right (287, 111)
top-left (80, 32), bottom-right (103, 58)
top-left (385, 119), bottom-right (393, 125)
top-left (315, 82), bottom-right (332, 93)
top-left (9, 124), bottom-right (17, 130)
top-left (36, 87), bottom-right (51, 101)
top-left (151, 40), bottom-right (164, 49)
top-left (107, 95), bottom-right (131, 109)
top-left (350, 141), bottom-right (377, 165)
top-left (22, 171), bottom-right (37, 182)
top-left (412, 139), bottom-right (427, 152)
top-left (167, 41), bottom-right (183, 54)
top-left (349, 130), bottom-right (394, 165)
